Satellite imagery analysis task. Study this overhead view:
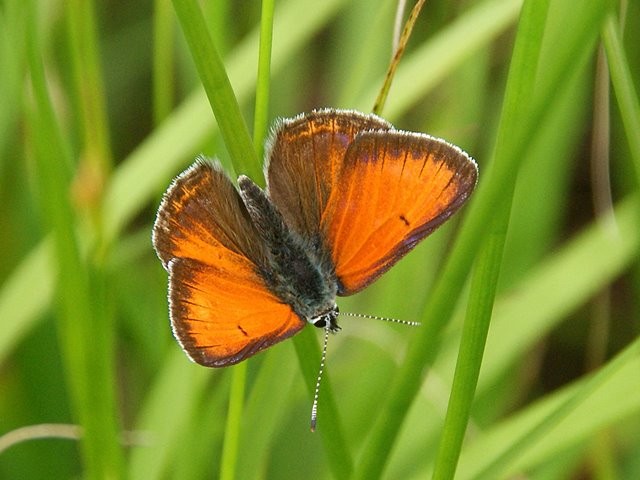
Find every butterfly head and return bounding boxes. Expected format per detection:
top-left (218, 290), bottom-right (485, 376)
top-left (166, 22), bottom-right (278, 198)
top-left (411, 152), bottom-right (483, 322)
top-left (310, 304), bottom-right (341, 333)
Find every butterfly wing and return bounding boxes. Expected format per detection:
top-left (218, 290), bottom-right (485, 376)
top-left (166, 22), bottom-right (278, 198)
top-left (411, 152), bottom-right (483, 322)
top-left (266, 109), bottom-right (392, 243)
top-left (153, 159), bottom-right (305, 367)
top-left (321, 131), bottom-right (478, 295)
top-left (168, 257), bottom-right (304, 366)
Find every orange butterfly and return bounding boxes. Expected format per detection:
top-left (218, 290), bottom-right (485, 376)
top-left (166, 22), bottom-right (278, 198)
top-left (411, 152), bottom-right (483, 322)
top-left (153, 109), bottom-right (477, 367)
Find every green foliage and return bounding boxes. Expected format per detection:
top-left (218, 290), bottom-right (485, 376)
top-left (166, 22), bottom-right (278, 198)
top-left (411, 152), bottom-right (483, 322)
top-left (1, 0), bottom-right (639, 478)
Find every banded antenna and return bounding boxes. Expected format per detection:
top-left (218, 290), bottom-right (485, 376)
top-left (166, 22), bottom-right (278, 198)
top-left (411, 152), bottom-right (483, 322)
top-left (309, 311), bottom-right (419, 431)
top-left (310, 324), bottom-right (330, 432)
top-left (340, 311), bottom-right (421, 327)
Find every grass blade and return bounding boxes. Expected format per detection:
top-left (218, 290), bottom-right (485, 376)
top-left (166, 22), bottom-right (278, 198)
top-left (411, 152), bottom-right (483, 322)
top-left (353, 0), bottom-right (609, 477)
top-left (171, 0), bottom-right (261, 180)
top-left (601, 14), bottom-right (640, 181)
top-left (25, 1), bottom-right (123, 476)
top-left (431, 0), bottom-right (550, 477)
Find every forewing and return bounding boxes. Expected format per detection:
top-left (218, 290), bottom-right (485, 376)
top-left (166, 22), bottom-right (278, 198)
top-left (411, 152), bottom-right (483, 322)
top-left (153, 159), bottom-right (304, 366)
top-left (321, 131), bottom-right (478, 295)
top-left (153, 158), bottom-right (267, 269)
top-left (265, 109), bottom-right (392, 241)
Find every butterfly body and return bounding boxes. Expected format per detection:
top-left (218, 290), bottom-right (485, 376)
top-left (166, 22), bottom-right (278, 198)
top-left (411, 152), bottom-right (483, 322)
top-left (238, 175), bottom-right (340, 330)
top-left (153, 109), bottom-right (477, 367)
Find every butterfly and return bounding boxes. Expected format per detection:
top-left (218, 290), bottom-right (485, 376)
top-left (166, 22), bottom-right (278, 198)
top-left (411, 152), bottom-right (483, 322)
top-left (152, 108), bottom-right (477, 367)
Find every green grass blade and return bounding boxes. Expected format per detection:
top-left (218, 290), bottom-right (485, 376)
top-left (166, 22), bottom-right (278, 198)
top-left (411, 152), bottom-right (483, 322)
top-left (353, 0), bottom-right (610, 477)
top-left (388, 193), bottom-right (640, 478)
top-left (152, 0), bottom-right (175, 124)
top-left (0, 240), bottom-right (53, 365)
top-left (64, 0), bottom-right (113, 170)
top-left (220, 3), bottom-right (276, 475)
top-left (0, 1), bottom-right (27, 170)
top-left (236, 348), bottom-right (298, 479)
top-left (431, 221), bottom-right (508, 480)
top-left (253, 0), bottom-right (275, 159)
top-left (25, 2), bottom-right (123, 476)
top-left (473, 337), bottom-right (640, 479)
top-left (171, 0), bottom-right (260, 181)
top-left (477, 195), bottom-right (640, 391)
top-left (127, 352), bottom-right (211, 479)
top-left (220, 363), bottom-right (246, 480)
top-left (602, 14), bottom-right (640, 181)
top-left (454, 334), bottom-right (640, 479)
top-left (431, 0), bottom-right (550, 477)
top-left (293, 328), bottom-right (353, 479)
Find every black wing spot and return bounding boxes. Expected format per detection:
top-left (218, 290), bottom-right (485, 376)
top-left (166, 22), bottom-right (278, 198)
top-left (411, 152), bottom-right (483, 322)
top-left (399, 214), bottom-right (410, 226)
top-left (237, 325), bottom-right (249, 337)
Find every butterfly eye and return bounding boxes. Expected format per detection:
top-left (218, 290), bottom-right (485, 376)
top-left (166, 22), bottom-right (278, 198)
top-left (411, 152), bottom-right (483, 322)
top-left (311, 307), bottom-right (341, 333)
top-left (312, 318), bottom-right (326, 328)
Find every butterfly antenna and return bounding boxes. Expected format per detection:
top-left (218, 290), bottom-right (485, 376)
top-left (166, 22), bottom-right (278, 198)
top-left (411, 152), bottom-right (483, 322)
top-left (310, 324), bottom-right (330, 432)
top-left (340, 311), bottom-right (421, 327)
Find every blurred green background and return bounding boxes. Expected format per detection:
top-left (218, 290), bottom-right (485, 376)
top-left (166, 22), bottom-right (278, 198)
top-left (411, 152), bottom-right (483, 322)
top-left (1, 0), bottom-right (639, 478)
